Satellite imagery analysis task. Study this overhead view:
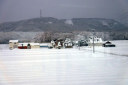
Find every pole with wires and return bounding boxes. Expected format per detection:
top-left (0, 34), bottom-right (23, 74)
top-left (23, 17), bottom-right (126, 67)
top-left (92, 29), bottom-right (95, 53)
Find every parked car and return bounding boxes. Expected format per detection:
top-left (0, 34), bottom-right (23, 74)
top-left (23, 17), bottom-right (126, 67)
top-left (77, 40), bottom-right (88, 47)
top-left (102, 41), bottom-right (116, 47)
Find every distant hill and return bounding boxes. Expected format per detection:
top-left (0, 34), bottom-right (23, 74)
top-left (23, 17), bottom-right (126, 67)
top-left (0, 17), bottom-right (128, 32)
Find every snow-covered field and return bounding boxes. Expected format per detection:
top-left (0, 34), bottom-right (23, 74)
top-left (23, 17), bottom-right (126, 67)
top-left (81, 40), bottom-right (128, 56)
top-left (0, 40), bottom-right (128, 85)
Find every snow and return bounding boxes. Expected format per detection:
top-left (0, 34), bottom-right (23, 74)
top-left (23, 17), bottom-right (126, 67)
top-left (65, 19), bottom-right (73, 25)
top-left (102, 21), bottom-right (109, 26)
top-left (30, 43), bottom-right (40, 46)
top-left (18, 43), bottom-right (40, 46)
top-left (40, 43), bottom-right (48, 46)
top-left (82, 40), bottom-right (128, 56)
top-left (48, 22), bottom-right (53, 24)
top-left (18, 43), bottom-right (28, 46)
top-left (0, 40), bottom-right (128, 85)
top-left (9, 40), bottom-right (18, 42)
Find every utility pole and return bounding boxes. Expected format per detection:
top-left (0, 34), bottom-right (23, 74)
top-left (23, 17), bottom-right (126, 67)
top-left (92, 29), bottom-right (95, 53)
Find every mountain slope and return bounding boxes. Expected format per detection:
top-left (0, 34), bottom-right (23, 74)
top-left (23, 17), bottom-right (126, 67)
top-left (0, 17), bottom-right (127, 32)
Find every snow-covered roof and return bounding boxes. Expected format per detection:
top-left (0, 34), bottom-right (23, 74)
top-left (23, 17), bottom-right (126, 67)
top-left (30, 43), bottom-right (40, 45)
top-left (9, 40), bottom-right (18, 42)
top-left (40, 43), bottom-right (48, 46)
top-left (18, 43), bottom-right (28, 46)
top-left (18, 43), bottom-right (40, 46)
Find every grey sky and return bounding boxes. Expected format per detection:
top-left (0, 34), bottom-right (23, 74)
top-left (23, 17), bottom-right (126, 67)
top-left (0, 0), bottom-right (128, 23)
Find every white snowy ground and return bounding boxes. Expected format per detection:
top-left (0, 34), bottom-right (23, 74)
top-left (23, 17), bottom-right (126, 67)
top-left (81, 40), bottom-right (128, 56)
top-left (0, 40), bottom-right (128, 85)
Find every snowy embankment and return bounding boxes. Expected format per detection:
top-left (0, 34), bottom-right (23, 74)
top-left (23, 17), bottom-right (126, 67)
top-left (0, 40), bottom-right (128, 85)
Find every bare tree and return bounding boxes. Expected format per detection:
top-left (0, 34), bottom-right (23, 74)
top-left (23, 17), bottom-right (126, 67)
top-left (34, 31), bottom-right (54, 43)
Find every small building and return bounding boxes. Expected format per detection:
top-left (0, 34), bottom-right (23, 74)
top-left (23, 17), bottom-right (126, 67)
top-left (51, 40), bottom-right (56, 48)
top-left (30, 43), bottom-right (40, 49)
top-left (86, 36), bottom-right (103, 46)
top-left (9, 40), bottom-right (19, 49)
top-left (40, 43), bottom-right (48, 48)
top-left (64, 38), bottom-right (73, 48)
top-left (51, 39), bottom-right (64, 49)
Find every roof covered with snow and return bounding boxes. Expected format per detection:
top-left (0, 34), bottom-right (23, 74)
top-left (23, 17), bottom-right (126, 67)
top-left (18, 43), bottom-right (28, 46)
top-left (40, 43), bottom-right (48, 46)
top-left (18, 43), bottom-right (40, 46)
top-left (9, 40), bottom-right (18, 42)
top-left (30, 43), bottom-right (40, 45)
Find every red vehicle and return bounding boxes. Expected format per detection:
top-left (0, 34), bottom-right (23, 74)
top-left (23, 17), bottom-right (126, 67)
top-left (18, 46), bottom-right (27, 49)
top-left (18, 43), bottom-right (31, 49)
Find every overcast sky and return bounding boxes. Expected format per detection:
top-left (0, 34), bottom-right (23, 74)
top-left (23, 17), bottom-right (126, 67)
top-left (0, 0), bottom-right (128, 23)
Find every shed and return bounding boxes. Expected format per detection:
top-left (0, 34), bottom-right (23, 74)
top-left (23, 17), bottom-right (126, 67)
top-left (30, 43), bottom-right (40, 49)
top-left (9, 40), bottom-right (19, 49)
top-left (40, 43), bottom-right (48, 48)
top-left (54, 39), bottom-right (64, 49)
top-left (64, 38), bottom-right (73, 48)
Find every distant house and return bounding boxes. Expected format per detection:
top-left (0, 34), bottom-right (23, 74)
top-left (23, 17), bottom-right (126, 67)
top-left (9, 40), bottom-right (19, 49)
top-left (86, 36), bottom-right (103, 46)
top-left (51, 39), bottom-right (64, 49)
top-left (64, 38), bottom-right (73, 48)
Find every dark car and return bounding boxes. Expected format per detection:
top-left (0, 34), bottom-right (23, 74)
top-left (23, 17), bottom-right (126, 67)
top-left (102, 41), bottom-right (116, 47)
top-left (78, 40), bottom-right (88, 47)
